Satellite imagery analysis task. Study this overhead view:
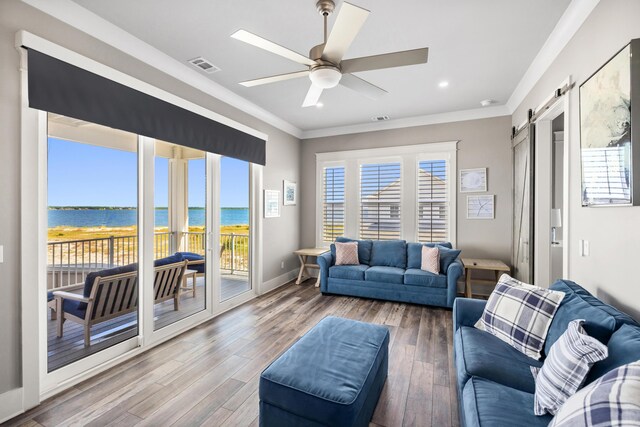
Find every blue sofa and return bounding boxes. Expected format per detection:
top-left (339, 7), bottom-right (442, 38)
top-left (453, 280), bottom-right (640, 426)
top-left (317, 238), bottom-right (463, 308)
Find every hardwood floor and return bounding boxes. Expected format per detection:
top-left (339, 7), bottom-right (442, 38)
top-left (8, 280), bottom-right (459, 427)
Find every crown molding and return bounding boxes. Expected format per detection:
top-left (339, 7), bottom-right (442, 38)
top-left (506, 0), bottom-right (600, 113)
top-left (301, 105), bottom-right (510, 140)
top-left (20, 0), bottom-right (304, 139)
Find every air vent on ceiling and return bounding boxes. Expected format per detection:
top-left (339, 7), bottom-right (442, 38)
top-left (188, 57), bottom-right (221, 74)
top-left (371, 115), bottom-right (390, 122)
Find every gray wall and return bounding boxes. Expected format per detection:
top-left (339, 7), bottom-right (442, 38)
top-left (0, 0), bottom-right (300, 395)
top-left (512, 0), bottom-right (640, 318)
top-left (301, 116), bottom-right (513, 262)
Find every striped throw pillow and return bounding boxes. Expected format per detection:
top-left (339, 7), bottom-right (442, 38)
top-left (531, 319), bottom-right (608, 416)
top-left (475, 274), bottom-right (565, 360)
top-left (549, 360), bottom-right (640, 426)
top-left (335, 241), bottom-right (359, 265)
top-left (421, 245), bottom-right (440, 274)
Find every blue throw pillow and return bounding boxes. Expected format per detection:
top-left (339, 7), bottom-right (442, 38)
top-left (176, 252), bottom-right (205, 273)
top-left (436, 245), bottom-right (460, 272)
top-left (370, 240), bottom-right (407, 268)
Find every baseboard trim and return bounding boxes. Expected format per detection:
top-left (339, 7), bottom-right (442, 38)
top-left (261, 269), bottom-right (299, 294)
top-left (0, 387), bottom-right (24, 423)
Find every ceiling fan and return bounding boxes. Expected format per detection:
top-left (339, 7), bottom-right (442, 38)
top-left (230, 0), bottom-right (429, 107)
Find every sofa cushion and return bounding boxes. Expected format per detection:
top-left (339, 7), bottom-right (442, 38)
top-left (365, 266), bottom-right (405, 284)
top-left (404, 269), bottom-right (447, 288)
top-left (406, 242), bottom-right (452, 269)
top-left (531, 319), bottom-right (608, 416)
top-left (545, 280), bottom-right (627, 357)
top-left (587, 324), bottom-right (640, 385)
top-left (455, 326), bottom-right (541, 394)
top-left (369, 240), bottom-right (407, 268)
top-left (329, 264), bottom-right (369, 281)
top-left (463, 377), bottom-right (552, 427)
top-left (331, 237), bottom-right (373, 265)
top-left (436, 245), bottom-right (461, 272)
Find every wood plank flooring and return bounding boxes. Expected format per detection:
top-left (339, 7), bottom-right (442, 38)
top-left (10, 279), bottom-right (459, 427)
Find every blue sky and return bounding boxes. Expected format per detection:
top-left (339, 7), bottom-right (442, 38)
top-left (49, 138), bottom-right (249, 208)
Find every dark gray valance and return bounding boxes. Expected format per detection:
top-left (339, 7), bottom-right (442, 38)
top-left (27, 49), bottom-right (266, 165)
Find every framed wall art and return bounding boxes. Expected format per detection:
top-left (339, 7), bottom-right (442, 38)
top-left (467, 194), bottom-right (494, 220)
top-left (264, 190), bottom-right (280, 218)
top-left (459, 168), bottom-right (487, 193)
top-left (580, 38), bottom-right (640, 206)
top-left (283, 180), bottom-right (297, 206)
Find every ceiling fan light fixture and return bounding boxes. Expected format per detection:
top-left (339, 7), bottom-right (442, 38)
top-left (309, 66), bottom-right (342, 89)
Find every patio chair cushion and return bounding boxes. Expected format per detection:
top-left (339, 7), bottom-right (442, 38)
top-left (176, 252), bottom-right (205, 273)
top-left (154, 254), bottom-right (184, 267)
top-left (80, 263), bottom-right (139, 310)
top-left (62, 298), bottom-right (87, 319)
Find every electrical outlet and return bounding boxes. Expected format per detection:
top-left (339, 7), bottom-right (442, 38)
top-left (0, 245), bottom-right (3, 263)
top-left (281, 260), bottom-right (285, 269)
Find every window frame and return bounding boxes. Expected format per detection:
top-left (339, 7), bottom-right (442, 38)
top-left (315, 142), bottom-right (457, 247)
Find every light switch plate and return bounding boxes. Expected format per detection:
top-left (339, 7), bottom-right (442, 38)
top-left (0, 245), bottom-right (3, 263)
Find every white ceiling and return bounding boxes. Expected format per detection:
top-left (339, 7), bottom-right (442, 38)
top-left (71, 0), bottom-right (571, 132)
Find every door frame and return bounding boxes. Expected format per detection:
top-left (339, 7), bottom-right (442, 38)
top-left (17, 33), bottom-right (265, 413)
top-left (533, 77), bottom-right (572, 285)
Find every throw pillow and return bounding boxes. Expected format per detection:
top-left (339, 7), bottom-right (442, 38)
top-left (531, 319), bottom-right (608, 416)
top-left (549, 360), bottom-right (640, 426)
top-left (475, 274), bottom-right (565, 360)
top-left (335, 241), bottom-right (359, 265)
top-left (436, 245), bottom-right (461, 272)
top-left (421, 245), bottom-right (440, 274)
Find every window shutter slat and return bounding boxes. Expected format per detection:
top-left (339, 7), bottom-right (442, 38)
top-left (322, 167), bottom-right (345, 242)
top-left (418, 160), bottom-right (448, 242)
top-left (360, 162), bottom-right (402, 240)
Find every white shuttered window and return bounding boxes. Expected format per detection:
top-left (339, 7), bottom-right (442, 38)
top-left (360, 162), bottom-right (402, 240)
top-left (417, 160), bottom-right (448, 242)
top-left (322, 166), bottom-right (345, 242)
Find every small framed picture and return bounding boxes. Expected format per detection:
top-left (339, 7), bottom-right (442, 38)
top-left (283, 180), bottom-right (297, 206)
top-left (460, 168), bottom-right (487, 193)
top-left (467, 195), bottom-right (494, 219)
top-left (264, 190), bottom-right (280, 218)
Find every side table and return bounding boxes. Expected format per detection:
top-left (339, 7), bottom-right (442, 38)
top-left (461, 258), bottom-right (510, 298)
top-left (294, 248), bottom-right (329, 287)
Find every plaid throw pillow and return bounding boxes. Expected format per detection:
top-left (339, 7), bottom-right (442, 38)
top-left (475, 274), bottom-right (565, 360)
top-left (550, 360), bottom-right (640, 426)
top-left (421, 245), bottom-right (439, 274)
top-left (335, 241), bottom-right (359, 265)
top-left (531, 319), bottom-right (608, 416)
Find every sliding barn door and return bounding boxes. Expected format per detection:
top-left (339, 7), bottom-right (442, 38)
top-left (512, 124), bottom-right (535, 282)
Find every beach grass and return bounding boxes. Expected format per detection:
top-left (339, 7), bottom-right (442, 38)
top-left (48, 224), bottom-right (250, 242)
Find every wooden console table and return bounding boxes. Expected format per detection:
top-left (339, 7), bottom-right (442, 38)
top-left (294, 248), bottom-right (329, 287)
top-left (461, 258), bottom-right (510, 298)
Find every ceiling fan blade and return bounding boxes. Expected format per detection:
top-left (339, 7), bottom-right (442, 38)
top-left (339, 73), bottom-right (387, 100)
top-left (322, 2), bottom-right (370, 64)
top-left (302, 84), bottom-right (323, 107)
top-left (240, 70), bottom-right (310, 87)
top-left (341, 48), bottom-right (429, 74)
top-left (231, 29), bottom-right (316, 66)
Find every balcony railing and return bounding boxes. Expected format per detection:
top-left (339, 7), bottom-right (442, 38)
top-left (47, 231), bottom-right (248, 289)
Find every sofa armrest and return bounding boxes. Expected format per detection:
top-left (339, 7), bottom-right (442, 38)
top-left (453, 298), bottom-right (487, 332)
top-left (317, 251), bottom-right (333, 292)
top-left (445, 258), bottom-right (464, 307)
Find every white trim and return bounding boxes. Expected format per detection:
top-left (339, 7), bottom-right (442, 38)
top-left (19, 0), bottom-right (302, 139)
top-left (261, 269), bottom-right (299, 294)
top-left (15, 30), bottom-right (269, 142)
top-left (0, 388), bottom-right (24, 423)
top-left (315, 141), bottom-right (458, 162)
top-left (302, 106), bottom-right (510, 140)
top-left (251, 164), bottom-right (264, 294)
top-left (506, 0), bottom-right (599, 112)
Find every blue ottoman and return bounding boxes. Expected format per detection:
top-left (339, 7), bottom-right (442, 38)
top-left (259, 316), bottom-right (389, 427)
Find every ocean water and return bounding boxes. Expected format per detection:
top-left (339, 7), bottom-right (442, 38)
top-left (48, 208), bottom-right (249, 227)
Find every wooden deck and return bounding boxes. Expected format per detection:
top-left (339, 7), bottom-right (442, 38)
top-left (15, 280), bottom-right (460, 427)
top-left (47, 274), bottom-right (251, 372)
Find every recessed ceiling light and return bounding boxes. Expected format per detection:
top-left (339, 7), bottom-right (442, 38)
top-left (438, 81), bottom-right (449, 88)
top-left (316, 102), bottom-right (324, 108)
top-left (480, 99), bottom-right (496, 107)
